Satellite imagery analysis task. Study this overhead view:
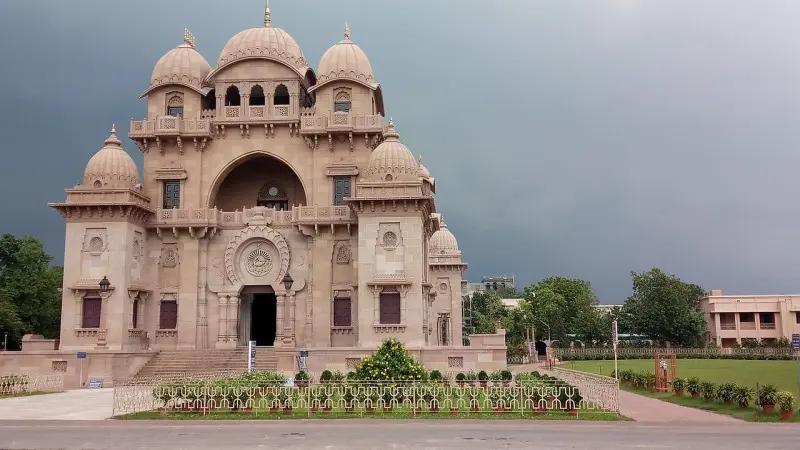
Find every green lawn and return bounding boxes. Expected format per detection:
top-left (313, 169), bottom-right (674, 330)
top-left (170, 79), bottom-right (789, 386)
top-left (565, 359), bottom-right (800, 396)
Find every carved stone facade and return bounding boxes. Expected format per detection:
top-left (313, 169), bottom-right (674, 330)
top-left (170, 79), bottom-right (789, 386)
top-left (47, 7), bottom-right (504, 372)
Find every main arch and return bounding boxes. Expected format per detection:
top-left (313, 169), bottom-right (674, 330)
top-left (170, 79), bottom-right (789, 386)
top-left (206, 151), bottom-right (309, 210)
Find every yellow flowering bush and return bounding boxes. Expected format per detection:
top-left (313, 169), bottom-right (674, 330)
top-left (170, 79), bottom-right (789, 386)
top-left (352, 338), bottom-right (428, 381)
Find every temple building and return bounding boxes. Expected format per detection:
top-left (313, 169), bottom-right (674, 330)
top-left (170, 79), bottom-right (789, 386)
top-left (44, 7), bottom-right (506, 374)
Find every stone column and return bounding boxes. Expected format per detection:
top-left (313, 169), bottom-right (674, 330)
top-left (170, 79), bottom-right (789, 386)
top-left (97, 290), bottom-right (112, 348)
top-left (305, 292), bottom-right (312, 348)
top-left (229, 294), bottom-right (240, 345)
top-left (196, 239), bottom-right (209, 349)
top-left (285, 291), bottom-right (296, 345)
top-left (714, 313), bottom-right (721, 347)
top-left (276, 293), bottom-right (285, 345)
top-left (217, 294), bottom-right (228, 343)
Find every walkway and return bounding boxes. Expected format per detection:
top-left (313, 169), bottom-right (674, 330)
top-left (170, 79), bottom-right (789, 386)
top-left (0, 388), bottom-right (114, 420)
top-left (511, 363), bottom-right (740, 423)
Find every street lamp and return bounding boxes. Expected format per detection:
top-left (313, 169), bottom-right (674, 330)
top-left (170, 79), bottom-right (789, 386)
top-left (282, 273), bottom-right (294, 292)
top-left (99, 276), bottom-right (110, 293)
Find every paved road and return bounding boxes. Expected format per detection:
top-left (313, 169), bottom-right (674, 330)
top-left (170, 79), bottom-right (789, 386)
top-left (1, 420), bottom-right (799, 449)
top-left (0, 389), bottom-right (114, 420)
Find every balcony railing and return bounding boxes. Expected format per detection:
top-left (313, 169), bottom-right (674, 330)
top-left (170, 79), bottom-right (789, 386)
top-left (129, 117), bottom-right (212, 138)
top-left (739, 322), bottom-right (756, 330)
top-left (760, 323), bottom-right (776, 330)
top-left (720, 323), bottom-right (736, 331)
top-left (151, 205), bottom-right (356, 229)
top-left (300, 112), bottom-right (383, 135)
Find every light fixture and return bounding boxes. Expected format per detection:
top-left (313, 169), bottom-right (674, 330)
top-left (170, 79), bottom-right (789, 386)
top-left (282, 273), bottom-right (294, 292)
top-left (99, 276), bottom-right (111, 293)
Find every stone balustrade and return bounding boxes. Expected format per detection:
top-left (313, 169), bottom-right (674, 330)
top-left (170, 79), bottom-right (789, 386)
top-left (129, 117), bottom-right (213, 138)
top-left (150, 205), bottom-right (356, 230)
top-left (299, 112), bottom-right (383, 135)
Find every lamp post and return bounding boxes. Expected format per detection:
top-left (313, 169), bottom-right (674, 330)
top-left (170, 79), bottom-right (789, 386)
top-left (2, 332), bottom-right (7, 352)
top-left (282, 273), bottom-right (294, 292)
top-left (99, 276), bottom-right (110, 293)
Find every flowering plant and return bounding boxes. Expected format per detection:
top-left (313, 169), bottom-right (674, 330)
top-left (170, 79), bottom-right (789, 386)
top-left (352, 338), bottom-right (428, 381)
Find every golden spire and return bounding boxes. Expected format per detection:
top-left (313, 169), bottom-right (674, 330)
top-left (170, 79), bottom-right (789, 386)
top-left (344, 23), bottom-right (351, 40)
top-left (264, 0), bottom-right (271, 27)
top-left (183, 28), bottom-right (195, 48)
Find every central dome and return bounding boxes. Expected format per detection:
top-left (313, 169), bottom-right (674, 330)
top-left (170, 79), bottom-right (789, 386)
top-left (366, 120), bottom-right (419, 182)
top-left (216, 22), bottom-right (308, 76)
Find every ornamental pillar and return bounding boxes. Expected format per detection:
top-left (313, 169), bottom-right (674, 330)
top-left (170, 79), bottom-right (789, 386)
top-left (276, 293), bottom-right (285, 345)
top-left (284, 291), bottom-right (296, 345)
top-left (217, 295), bottom-right (228, 343)
top-left (229, 294), bottom-right (240, 344)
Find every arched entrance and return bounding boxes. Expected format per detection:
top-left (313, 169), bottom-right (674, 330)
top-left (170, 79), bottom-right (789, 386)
top-left (239, 285), bottom-right (277, 347)
top-left (208, 152), bottom-right (308, 211)
top-left (535, 340), bottom-right (548, 357)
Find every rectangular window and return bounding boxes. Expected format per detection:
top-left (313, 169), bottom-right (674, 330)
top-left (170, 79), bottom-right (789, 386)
top-left (167, 106), bottom-right (184, 117)
top-left (333, 297), bottom-right (352, 327)
top-left (159, 300), bottom-right (178, 329)
top-left (81, 297), bottom-right (102, 329)
top-left (333, 177), bottom-right (351, 206)
top-left (796, 312), bottom-right (800, 324)
top-left (334, 101), bottom-right (351, 112)
top-left (379, 292), bottom-right (401, 325)
top-left (163, 181), bottom-right (181, 209)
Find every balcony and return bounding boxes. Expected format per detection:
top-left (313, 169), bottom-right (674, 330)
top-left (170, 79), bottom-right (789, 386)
top-left (720, 323), bottom-right (736, 331)
top-left (215, 105), bottom-right (298, 124)
top-left (129, 116), bottom-right (213, 139)
top-left (149, 205), bottom-right (357, 237)
top-left (760, 323), bottom-right (776, 330)
top-left (739, 322), bottom-right (756, 330)
top-left (300, 112), bottom-right (384, 135)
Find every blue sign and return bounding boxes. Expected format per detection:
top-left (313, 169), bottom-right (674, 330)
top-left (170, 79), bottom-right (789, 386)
top-left (792, 334), bottom-right (800, 350)
top-left (76, 352), bottom-right (87, 359)
top-left (87, 378), bottom-right (103, 389)
top-left (299, 350), bottom-right (309, 357)
top-left (248, 340), bottom-right (256, 372)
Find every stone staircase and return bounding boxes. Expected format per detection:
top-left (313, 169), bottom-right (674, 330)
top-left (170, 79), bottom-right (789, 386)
top-left (134, 348), bottom-right (278, 379)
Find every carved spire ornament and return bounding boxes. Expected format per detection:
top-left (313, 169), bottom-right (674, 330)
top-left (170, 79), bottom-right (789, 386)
top-left (183, 28), bottom-right (195, 48)
top-left (344, 23), bottom-right (351, 41)
top-left (264, 0), bottom-right (271, 27)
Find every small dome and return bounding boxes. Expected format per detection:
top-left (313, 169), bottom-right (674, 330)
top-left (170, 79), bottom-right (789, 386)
top-left (83, 126), bottom-right (140, 189)
top-left (145, 31), bottom-right (211, 96)
top-left (316, 25), bottom-right (376, 89)
top-left (216, 20), bottom-right (308, 76)
top-left (418, 163), bottom-right (431, 179)
top-left (430, 221), bottom-right (459, 253)
top-left (366, 120), bottom-right (419, 182)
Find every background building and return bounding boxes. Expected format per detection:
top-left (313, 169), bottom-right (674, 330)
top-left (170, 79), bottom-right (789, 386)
top-left (700, 289), bottom-right (800, 347)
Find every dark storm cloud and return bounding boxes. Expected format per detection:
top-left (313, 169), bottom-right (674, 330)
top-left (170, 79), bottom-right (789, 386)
top-left (1, 0), bottom-right (799, 302)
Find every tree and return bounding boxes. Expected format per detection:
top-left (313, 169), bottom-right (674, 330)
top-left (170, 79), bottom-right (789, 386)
top-left (464, 290), bottom-right (504, 335)
top-left (623, 268), bottom-right (706, 346)
top-left (0, 234), bottom-right (63, 350)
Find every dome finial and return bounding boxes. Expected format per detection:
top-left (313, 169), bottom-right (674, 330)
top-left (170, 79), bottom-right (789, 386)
top-left (104, 124), bottom-right (121, 147)
top-left (344, 23), bottom-right (351, 40)
top-left (183, 28), bottom-right (195, 48)
top-left (384, 117), bottom-right (399, 140)
top-left (418, 154), bottom-right (423, 164)
top-left (264, 0), bottom-right (271, 27)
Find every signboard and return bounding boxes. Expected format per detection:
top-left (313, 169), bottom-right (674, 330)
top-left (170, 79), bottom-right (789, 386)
top-left (87, 378), bottom-right (103, 389)
top-left (299, 350), bottom-right (309, 357)
top-left (296, 353), bottom-right (308, 371)
top-left (248, 340), bottom-right (256, 372)
top-left (76, 352), bottom-right (87, 359)
top-left (792, 334), bottom-right (800, 350)
top-left (612, 319), bottom-right (619, 346)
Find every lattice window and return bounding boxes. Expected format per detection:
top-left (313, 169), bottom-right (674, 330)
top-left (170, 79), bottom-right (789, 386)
top-left (333, 297), bottom-right (352, 327)
top-left (345, 358), bottom-right (362, 369)
top-left (81, 297), bottom-right (101, 328)
top-left (159, 300), bottom-right (178, 329)
top-left (379, 292), bottom-right (401, 324)
top-left (448, 357), bottom-right (464, 368)
top-left (52, 361), bottom-right (67, 372)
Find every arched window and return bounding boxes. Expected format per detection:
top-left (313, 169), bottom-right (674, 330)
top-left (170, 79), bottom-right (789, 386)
top-left (132, 296), bottom-right (140, 329)
top-left (257, 184), bottom-right (289, 210)
top-left (249, 85), bottom-right (265, 106)
top-left (273, 84), bottom-right (290, 105)
top-left (166, 92), bottom-right (184, 117)
top-left (202, 88), bottom-right (216, 112)
top-left (225, 85), bottom-right (240, 106)
top-left (334, 88), bottom-right (351, 112)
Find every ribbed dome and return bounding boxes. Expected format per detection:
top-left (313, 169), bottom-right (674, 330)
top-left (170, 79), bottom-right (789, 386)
top-left (216, 24), bottom-right (308, 75)
top-left (83, 126), bottom-right (140, 189)
top-left (366, 120), bottom-right (419, 182)
top-left (316, 25), bottom-right (376, 89)
top-left (146, 34), bottom-right (212, 95)
top-left (418, 163), bottom-right (431, 179)
top-left (430, 221), bottom-right (460, 253)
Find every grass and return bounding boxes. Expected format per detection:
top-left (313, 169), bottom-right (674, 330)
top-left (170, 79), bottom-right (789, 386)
top-left (618, 384), bottom-right (800, 422)
top-left (0, 391), bottom-right (54, 399)
top-left (565, 359), bottom-right (800, 396)
top-left (115, 407), bottom-right (626, 421)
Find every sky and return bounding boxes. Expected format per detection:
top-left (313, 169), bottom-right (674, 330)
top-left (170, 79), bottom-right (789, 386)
top-left (1, 0), bottom-right (800, 303)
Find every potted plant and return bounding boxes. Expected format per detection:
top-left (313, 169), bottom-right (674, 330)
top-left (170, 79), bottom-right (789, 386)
top-left (700, 381), bottom-right (717, 402)
top-left (455, 372), bottom-right (466, 386)
top-left (429, 370), bottom-right (444, 384)
top-left (294, 371), bottom-right (309, 388)
top-left (478, 371), bottom-right (489, 387)
top-left (776, 391), bottom-right (795, 421)
top-left (343, 387), bottom-right (355, 412)
top-left (758, 384), bottom-right (778, 414)
top-left (319, 390), bottom-right (332, 413)
top-left (465, 371), bottom-right (478, 387)
top-left (733, 385), bottom-right (753, 409)
top-left (716, 382), bottom-right (736, 405)
top-left (449, 388), bottom-right (462, 416)
top-left (500, 370), bottom-right (513, 386)
top-left (686, 377), bottom-right (701, 399)
top-left (489, 371), bottom-right (503, 386)
top-left (672, 378), bottom-right (686, 397)
top-left (319, 370), bottom-right (333, 384)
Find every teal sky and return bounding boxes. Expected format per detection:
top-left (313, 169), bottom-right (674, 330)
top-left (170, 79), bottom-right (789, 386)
top-left (2, 0), bottom-right (800, 302)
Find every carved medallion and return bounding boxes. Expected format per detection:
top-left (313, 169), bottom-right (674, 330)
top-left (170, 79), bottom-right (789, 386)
top-left (245, 243), bottom-right (273, 277)
top-left (89, 237), bottom-right (104, 253)
top-left (132, 239), bottom-right (142, 260)
top-left (336, 244), bottom-right (351, 264)
top-left (162, 248), bottom-right (178, 268)
top-left (382, 231), bottom-right (398, 248)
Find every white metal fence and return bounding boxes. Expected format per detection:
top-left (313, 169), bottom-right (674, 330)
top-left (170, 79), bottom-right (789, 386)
top-left (0, 373), bottom-right (64, 395)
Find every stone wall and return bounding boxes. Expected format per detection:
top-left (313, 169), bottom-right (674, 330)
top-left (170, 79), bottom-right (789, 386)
top-left (0, 351), bottom-right (154, 389)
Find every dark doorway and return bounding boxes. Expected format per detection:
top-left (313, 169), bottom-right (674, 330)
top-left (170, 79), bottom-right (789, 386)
top-left (535, 341), bottom-right (548, 357)
top-left (251, 293), bottom-right (277, 346)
